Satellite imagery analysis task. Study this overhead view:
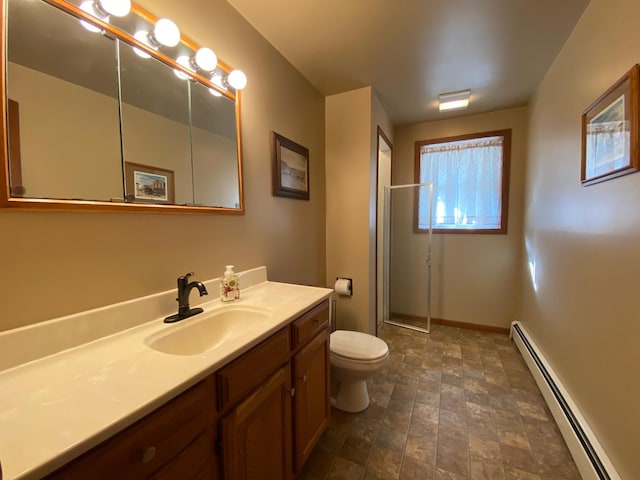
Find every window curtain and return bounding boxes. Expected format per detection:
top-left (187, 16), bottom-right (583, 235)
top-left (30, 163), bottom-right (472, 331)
top-left (418, 136), bottom-right (503, 229)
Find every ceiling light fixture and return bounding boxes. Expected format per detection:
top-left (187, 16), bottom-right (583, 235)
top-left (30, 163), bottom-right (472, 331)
top-left (438, 89), bottom-right (471, 112)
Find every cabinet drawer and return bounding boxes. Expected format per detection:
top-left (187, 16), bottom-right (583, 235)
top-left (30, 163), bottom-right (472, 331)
top-left (216, 327), bottom-right (290, 412)
top-left (149, 432), bottom-right (212, 480)
top-left (47, 381), bottom-right (209, 480)
top-left (291, 301), bottom-right (329, 350)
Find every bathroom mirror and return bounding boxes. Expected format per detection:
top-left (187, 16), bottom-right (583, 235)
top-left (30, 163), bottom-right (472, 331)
top-left (0, 0), bottom-right (245, 213)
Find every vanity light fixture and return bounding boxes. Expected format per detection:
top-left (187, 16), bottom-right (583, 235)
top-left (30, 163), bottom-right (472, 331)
top-left (438, 89), bottom-right (471, 112)
top-left (79, 0), bottom-right (131, 32)
top-left (96, 0), bottom-right (131, 17)
top-left (79, 1), bottom-right (108, 32)
top-left (174, 55), bottom-right (193, 79)
top-left (194, 47), bottom-right (218, 72)
top-left (225, 69), bottom-right (247, 90)
top-left (176, 48), bottom-right (218, 79)
top-left (134, 17), bottom-right (180, 58)
top-left (132, 30), bottom-right (154, 58)
top-left (151, 18), bottom-right (181, 47)
top-left (209, 74), bottom-right (224, 97)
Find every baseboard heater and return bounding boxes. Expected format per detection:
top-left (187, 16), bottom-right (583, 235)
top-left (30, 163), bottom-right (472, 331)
top-left (510, 321), bottom-right (620, 480)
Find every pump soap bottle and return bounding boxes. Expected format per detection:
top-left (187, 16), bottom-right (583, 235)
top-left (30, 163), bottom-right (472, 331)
top-left (220, 265), bottom-right (240, 302)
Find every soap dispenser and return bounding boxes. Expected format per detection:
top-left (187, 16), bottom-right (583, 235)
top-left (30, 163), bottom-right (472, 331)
top-left (220, 265), bottom-right (240, 302)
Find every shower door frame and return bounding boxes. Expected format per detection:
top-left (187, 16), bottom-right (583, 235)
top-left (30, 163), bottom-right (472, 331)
top-left (382, 182), bottom-right (433, 334)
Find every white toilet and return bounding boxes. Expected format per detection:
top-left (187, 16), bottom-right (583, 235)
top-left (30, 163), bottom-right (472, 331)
top-left (329, 330), bottom-right (389, 413)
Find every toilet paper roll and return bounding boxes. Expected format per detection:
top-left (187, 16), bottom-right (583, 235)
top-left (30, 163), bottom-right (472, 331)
top-left (334, 278), bottom-right (352, 296)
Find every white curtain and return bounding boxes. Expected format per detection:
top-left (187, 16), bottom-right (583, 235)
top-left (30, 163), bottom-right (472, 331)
top-left (418, 136), bottom-right (503, 230)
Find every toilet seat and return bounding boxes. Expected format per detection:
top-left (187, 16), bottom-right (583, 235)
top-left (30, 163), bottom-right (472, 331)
top-left (330, 330), bottom-right (389, 362)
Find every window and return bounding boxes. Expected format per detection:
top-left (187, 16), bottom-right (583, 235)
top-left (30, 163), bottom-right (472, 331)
top-left (415, 129), bottom-right (511, 234)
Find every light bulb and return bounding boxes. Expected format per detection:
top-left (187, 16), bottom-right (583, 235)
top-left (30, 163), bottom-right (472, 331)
top-left (209, 74), bottom-right (224, 96)
top-left (153, 18), bottom-right (180, 47)
top-left (133, 30), bottom-right (153, 58)
top-left (174, 55), bottom-right (192, 80)
top-left (226, 69), bottom-right (247, 90)
top-left (195, 47), bottom-right (217, 72)
top-left (97, 0), bottom-right (131, 17)
top-left (80, 1), bottom-right (108, 33)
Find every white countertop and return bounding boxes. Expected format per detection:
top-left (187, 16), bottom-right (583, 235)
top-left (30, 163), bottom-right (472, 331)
top-left (0, 275), bottom-right (332, 480)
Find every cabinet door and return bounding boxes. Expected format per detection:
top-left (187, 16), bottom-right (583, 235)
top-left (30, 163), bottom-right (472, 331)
top-left (221, 365), bottom-right (293, 480)
top-left (293, 329), bottom-right (330, 472)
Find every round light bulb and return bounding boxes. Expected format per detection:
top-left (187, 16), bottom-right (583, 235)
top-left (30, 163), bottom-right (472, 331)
top-left (226, 69), bottom-right (247, 90)
top-left (80, 1), bottom-right (108, 33)
top-left (153, 18), bottom-right (180, 47)
top-left (133, 30), bottom-right (153, 58)
top-left (97, 0), bottom-right (131, 17)
top-left (174, 55), bottom-right (192, 80)
top-left (209, 74), bottom-right (224, 96)
top-left (195, 47), bottom-right (217, 72)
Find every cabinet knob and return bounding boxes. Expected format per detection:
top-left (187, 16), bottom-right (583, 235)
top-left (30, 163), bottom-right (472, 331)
top-left (299, 374), bottom-right (307, 384)
top-left (290, 387), bottom-right (296, 397)
top-left (142, 446), bottom-right (157, 464)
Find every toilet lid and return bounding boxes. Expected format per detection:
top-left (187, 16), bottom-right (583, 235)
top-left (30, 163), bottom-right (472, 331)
top-left (330, 330), bottom-right (389, 361)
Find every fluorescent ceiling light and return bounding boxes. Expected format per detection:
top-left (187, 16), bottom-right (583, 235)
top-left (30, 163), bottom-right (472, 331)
top-left (439, 89), bottom-right (471, 112)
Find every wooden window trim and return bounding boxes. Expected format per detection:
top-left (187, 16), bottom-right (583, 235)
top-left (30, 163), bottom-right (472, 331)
top-left (413, 129), bottom-right (511, 235)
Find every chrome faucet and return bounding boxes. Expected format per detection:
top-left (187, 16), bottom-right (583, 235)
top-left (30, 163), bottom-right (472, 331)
top-left (164, 272), bottom-right (208, 323)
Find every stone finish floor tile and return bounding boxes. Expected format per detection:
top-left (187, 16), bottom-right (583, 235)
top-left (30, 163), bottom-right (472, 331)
top-left (306, 324), bottom-right (581, 480)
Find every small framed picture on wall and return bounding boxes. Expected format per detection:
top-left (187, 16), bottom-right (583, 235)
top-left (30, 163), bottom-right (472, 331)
top-left (272, 132), bottom-right (310, 200)
top-left (581, 64), bottom-right (640, 186)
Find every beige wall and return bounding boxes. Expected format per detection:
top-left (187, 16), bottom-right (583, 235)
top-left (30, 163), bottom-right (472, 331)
top-left (0, 0), bottom-right (326, 331)
top-left (325, 87), bottom-right (392, 333)
top-left (392, 107), bottom-right (528, 328)
top-left (521, 0), bottom-right (640, 476)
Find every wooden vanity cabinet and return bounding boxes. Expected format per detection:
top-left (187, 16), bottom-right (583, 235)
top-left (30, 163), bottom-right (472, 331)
top-left (45, 299), bottom-right (330, 480)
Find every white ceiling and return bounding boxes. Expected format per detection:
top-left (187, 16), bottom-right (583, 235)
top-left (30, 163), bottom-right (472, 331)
top-left (227, 0), bottom-right (589, 125)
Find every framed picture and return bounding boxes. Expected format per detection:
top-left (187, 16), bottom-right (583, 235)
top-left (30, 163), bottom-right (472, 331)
top-left (125, 162), bottom-right (175, 204)
top-left (581, 64), bottom-right (640, 186)
top-left (272, 132), bottom-right (309, 200)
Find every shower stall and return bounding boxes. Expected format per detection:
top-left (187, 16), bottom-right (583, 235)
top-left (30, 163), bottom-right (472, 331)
top-left (381, 183), bottom-right (433, 334)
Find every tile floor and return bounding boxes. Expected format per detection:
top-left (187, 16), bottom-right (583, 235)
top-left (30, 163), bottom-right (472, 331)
top-left (299, 323), bottom-right (581, 480)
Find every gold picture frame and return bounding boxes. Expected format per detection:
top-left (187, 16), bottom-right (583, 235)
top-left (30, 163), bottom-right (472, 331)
top-left (581, 64), bottom-right (640, 186)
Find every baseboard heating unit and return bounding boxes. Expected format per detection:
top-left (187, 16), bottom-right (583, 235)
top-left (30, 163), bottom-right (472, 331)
top-left (510, 321), bottom-right (620, 480)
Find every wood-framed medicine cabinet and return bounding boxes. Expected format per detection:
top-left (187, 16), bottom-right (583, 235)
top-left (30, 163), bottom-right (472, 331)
top-left (0, 0), bottom-right (245, 214)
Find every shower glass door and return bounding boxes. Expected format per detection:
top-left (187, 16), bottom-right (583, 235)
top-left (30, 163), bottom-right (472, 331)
top-left (383, 183), bottom-right (433, 333)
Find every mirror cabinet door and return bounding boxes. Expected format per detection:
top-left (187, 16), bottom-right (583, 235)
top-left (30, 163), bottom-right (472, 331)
top-left (119, 40), bottom-right (192, 206)
top-left (6, 0), bottom-right (122, 202)
top-left (190, 81), bottom-right (241, 209)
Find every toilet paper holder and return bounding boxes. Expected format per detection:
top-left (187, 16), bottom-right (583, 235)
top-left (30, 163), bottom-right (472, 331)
top-left (334, 277), bottom-right (353, 296)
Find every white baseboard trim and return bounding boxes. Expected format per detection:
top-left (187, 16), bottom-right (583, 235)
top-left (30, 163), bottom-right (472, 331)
top-left (510, 321), bottom-right (620, 480)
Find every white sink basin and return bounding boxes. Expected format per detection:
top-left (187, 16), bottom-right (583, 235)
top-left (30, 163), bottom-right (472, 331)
top-left (145, 305), bottom-right (272, 355)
